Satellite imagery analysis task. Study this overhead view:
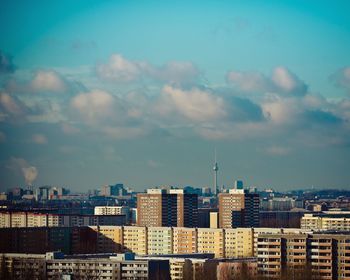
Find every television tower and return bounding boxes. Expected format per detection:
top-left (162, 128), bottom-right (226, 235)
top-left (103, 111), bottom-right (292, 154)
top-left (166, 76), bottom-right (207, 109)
top-left (213, 149), bottom-right (219, 196)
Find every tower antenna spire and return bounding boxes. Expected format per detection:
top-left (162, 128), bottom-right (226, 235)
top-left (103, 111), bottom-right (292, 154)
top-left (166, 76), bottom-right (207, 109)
top-left (213, 148), bottom-right (219, 196)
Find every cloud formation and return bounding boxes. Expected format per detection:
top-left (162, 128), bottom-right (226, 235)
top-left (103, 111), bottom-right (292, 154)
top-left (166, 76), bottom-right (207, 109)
top-left (0, 92), bottom-right (27, 120)
top-left (158, 85), bottom-right (227, 122)
top-left (227, 66), bottom-right (307, 96)
top-left (96, 54), bottom-right (200, 85)
top-left (70, 90), bottom-right (124, 124)
top-left (31, 70), bottom-right (67, 93)
top-left (1, 53), bottom-right (349, 149)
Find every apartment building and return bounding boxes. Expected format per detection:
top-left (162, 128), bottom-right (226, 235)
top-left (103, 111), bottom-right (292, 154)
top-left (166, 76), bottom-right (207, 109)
top-left (136, 254), bottom-right (217, 280)
top-left (309, 234), bottom-right (334, 280)
top-left (0, 252), bottom-right (171, 280)
top-left (148, 227), bottom-right (173, 255)
top-left (47, 258), bottom-right (121, 279)
top-left (301, 212), bottom-right (350, 231)
top-left (122, 226), bottom-right (147, 255)
top-left (224, 228), bottom-right (254, 258)
top-left (256, 232), bottom-right (350, 280)
top-left (257, 234), bottom-right (284, 278)
top-left (0, 211), bottom-right (126, 228)
top-left (137, 188), bottom-right (198, 227)
top-left (336, 235), bottom-right (350, 280)
top-left (120, 259), bottom-right (170, 280)
top-left (284, 233), bottom-right (309, 278)
top-left (0, 253), bottom-right (48, 279)
top-left (170, 189), bottom-right (198, 228)
top-left (95, 206), bottom-right (130, 222)
top-left (218, 189), bottom-right (259, 228)
top-left (90, 226), bottom-right (124, 253)
top-left (172, 227), bottom-right (197, 254)
top-left (197, 228), bottom-right (224, 258)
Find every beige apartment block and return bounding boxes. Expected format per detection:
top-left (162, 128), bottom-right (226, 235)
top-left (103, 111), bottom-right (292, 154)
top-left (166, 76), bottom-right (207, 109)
top-left (46, 258), bottom-right (120, 279)
top-left (336, 235), bottom-right (350, 280)
top-left (257, 234), bottom-right (283, 279)
top-left (218, 191), bottom-right (245, 228)
top-left (123, 226), bottom-right (147, 255)
top-left (197, 228), bottom-right (224, 258)
top-left (0, 212), bottom-right (11, 227)
top-left (301, 213), bottom-right (350, 231)
top-left (284, 233), bottom-right (308, 278)
top-left (147, 227), bottom-right (173, 255)
top-left (90, 226), bottom-right (123, 253)
top-left (322, 217), bottom-right (350, 231)
top-left (172, 227), bottom-right (197, 254)
top-left (10, 212), bottom-right (27, 227)
top-left (137, 190), bottom-right (165, 227)
top-left (301, 214), bottom-right (324, 230)
top-left (94, 206), bottom-right (129, 215)
top-left (27, 213), bottom-right (48, 227)
top-left (309, 234), bottom-right (334, 280)
top-left (253, 228), bottom-right (282, 256)
top-left (224, 228), bottom-right (254, 258)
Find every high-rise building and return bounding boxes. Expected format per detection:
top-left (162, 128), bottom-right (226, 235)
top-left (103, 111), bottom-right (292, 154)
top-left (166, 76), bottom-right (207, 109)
top-left (137, 189), bottom-right (198, 227)
top-left (218, 188), bottom-right (259, 228)
top-left (169, 189), bottom-right (198, 227)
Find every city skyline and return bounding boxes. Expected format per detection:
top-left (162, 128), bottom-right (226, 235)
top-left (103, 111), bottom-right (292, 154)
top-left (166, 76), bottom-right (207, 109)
top-left (1, 1), bottom-right (350, 191)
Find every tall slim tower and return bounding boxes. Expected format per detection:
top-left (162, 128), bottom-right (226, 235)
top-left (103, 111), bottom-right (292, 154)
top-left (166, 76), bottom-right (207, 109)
top-left (213, 149), bottom-right (219, 196)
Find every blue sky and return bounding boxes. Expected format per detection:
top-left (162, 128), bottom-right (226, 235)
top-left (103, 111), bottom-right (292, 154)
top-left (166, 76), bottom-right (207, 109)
top-left (1, 0), bottom-right (350, 191)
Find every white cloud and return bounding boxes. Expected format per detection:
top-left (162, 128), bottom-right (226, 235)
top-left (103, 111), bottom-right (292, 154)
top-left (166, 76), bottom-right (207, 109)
top-left (158, 85), bottom-right (227, 122)
top-left (226, 71), bottom-right (272, 92)
top-left (70, 90), bottom-right (120, 124)
top-left (272, 67), bottom-right (307, 95)
top-left (227, 66), bottom-right (307, 96)
top-left (96, 53), bottom-right (199, 85)
top-left (0, 92), bottom-right (26, 117)
top-left (262, 97), bottom-right (301, 125)
top-left (31, 133), bottom-right (48, 144)
top-left (31, 70), bottom-right (67, 93)
top-left (96, 54), bottom-right (141, 82)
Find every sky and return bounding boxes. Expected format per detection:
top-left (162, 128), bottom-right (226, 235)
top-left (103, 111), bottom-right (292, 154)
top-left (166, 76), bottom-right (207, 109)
top-left (0, 0), bottom-right (350, 192)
